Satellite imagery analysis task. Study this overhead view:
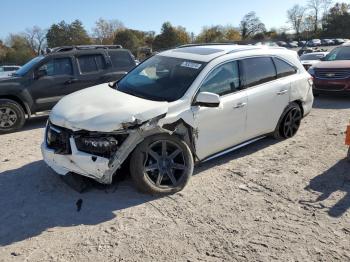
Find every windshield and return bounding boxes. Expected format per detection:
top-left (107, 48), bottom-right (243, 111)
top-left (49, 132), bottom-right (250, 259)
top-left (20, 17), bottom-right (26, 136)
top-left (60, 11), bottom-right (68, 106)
top-left (300, 53), bottom-right (325, 60)
top-left (117, 55), bottom-right (206, 102)
top-left (14, 56), bottom-right (45, 76)
top-left (324, 47), bottom-right (350, 61)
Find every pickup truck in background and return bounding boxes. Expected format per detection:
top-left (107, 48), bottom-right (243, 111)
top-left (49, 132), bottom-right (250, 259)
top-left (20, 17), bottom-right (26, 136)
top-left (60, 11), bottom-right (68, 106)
top-left (0, 45), bottom-right (136, 133)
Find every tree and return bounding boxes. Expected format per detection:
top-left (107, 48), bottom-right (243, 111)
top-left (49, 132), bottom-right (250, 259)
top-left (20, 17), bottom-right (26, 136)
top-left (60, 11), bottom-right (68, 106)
top-left (196, 26), bottom-right (224, 43)
top-left (92, 18), bottom-right (124, 44)
top-left (24, 26), bottom-right (47, 55)
top-left (287, 5), bottom-right (306, 37)
top-left (322, 3), bottom-right (350, 37)
top-left (240, 12), bottom-right (266, 40)
top-left (153, 22), bottom-right (190, 51)
top-left (224, 27), bottom-right (242, 41)
top-left (0, 40), bottom-right (8, 64)
top-left (307, 0), bottom-right (333, 33)
top-left (4, 34), bottom-right (35, 65)
top-left (46, 20), bottom-right (91, 48)
top-left (196, 25), bottom-right (241, 43)
top-left (113, 29), bottom-right (141, 54)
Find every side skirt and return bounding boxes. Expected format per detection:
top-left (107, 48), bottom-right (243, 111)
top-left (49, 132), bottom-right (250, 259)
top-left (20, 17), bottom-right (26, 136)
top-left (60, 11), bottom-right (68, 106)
top-left (200, 136), bottom-right (266, 163)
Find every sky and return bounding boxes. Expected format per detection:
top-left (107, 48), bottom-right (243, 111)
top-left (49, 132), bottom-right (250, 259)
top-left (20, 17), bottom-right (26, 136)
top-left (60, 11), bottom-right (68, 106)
top-left (0, 0), bottom-right (332, 40)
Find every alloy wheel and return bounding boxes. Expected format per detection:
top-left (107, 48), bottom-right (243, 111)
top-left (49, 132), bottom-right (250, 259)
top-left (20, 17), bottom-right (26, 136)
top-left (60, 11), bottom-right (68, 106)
top-left (282, 108), bottom-right (302, 138)
top-left (0, 107), bottom-right (17, 128)
top-left (143, 140), bottom-right (187, 188)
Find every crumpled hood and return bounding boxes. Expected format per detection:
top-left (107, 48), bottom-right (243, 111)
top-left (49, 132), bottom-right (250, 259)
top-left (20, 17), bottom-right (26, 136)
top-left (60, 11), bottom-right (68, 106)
top-left (50, 84), bottom-right (169, 132)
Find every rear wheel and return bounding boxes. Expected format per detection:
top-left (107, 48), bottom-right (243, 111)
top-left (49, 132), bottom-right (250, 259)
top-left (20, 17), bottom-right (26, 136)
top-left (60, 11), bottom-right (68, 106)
top-left (130, 134), bottom-right (194, 194)
top-left (274, 102), bottom-right (302, 139)
top-left (0, 99), bottom-right (25, 134)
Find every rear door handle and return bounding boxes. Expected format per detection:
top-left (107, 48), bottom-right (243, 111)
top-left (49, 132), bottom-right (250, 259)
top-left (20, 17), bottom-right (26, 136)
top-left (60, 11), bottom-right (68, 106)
top-left (277, 89), bottom-right (288, 95)
top-left (233, 102), bottom-right (247, 109)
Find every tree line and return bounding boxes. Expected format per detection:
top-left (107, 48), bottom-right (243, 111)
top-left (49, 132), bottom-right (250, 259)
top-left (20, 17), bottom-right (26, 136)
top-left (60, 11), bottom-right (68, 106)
top-left (1, 1), bottom-right (349, 65)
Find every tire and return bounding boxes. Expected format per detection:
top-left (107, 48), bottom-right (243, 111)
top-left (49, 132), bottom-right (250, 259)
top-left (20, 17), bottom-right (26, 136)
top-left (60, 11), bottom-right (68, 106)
top-left (0, 99), bottom-right (26, 134)
top-left (273, 102), bottom-right (302, 139)
top-left (130, 134), bottom-right (194, 194)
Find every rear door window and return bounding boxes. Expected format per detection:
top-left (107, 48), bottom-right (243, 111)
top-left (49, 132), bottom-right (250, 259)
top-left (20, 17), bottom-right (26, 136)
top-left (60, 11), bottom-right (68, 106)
top-left (77, 54), bottom-right (106, 74)
top-left (273, 57), bottom-right (297, 78)
top-left (108, 50), bottom-right (134, 70)
top-left (240, 57), bottom-right (276, 87)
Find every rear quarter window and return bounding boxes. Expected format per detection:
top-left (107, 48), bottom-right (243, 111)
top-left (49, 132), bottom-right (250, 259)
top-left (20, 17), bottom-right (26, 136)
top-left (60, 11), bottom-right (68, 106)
top-left (108, 50), bottom-right (135, 70)
top-left (273, 57), bottom-right (297, 78)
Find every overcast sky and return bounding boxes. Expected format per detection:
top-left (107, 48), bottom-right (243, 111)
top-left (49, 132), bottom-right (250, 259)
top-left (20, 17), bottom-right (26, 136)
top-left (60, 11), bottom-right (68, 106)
top-left (1, 0), bottom-right (348, 40)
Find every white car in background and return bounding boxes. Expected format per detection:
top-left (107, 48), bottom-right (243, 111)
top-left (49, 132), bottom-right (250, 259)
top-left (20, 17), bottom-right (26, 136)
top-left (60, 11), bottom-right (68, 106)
top-left (0, 65), bottom-right (21, 78)
top-left (300, 52), bottom-right (329, 70)
top-left (42, 44), bottom-right (314, 194)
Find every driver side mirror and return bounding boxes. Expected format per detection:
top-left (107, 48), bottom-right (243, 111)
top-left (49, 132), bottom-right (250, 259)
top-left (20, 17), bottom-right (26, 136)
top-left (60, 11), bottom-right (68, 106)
top-left (194, 92), bottom-right (221, 107)
top-left (35, 69), bottom-right (47, 80)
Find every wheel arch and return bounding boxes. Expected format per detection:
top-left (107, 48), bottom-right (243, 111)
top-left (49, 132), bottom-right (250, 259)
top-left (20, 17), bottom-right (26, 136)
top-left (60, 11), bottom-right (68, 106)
top-left (291, 99), bottom-right (304, 117)
top-left (0, 95), bottom-right (31, 118)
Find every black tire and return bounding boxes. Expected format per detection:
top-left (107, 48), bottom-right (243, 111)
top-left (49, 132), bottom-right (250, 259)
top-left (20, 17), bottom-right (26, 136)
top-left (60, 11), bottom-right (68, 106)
top-left (130, 134), bottom-right (194, 194)
top-left (0, 99), bottom-right (26, 134)
top-left (273, 102), bottom-right (302, 139)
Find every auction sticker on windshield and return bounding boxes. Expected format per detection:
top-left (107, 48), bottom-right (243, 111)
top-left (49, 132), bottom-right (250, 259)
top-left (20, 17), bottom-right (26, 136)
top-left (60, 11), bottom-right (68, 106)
top-left (181, 61), bottom-right (202, 69)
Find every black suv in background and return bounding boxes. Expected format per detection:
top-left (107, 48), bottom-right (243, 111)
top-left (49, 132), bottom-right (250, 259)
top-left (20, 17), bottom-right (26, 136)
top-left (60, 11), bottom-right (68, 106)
top-left (0, 45), bottom-right (136, 133)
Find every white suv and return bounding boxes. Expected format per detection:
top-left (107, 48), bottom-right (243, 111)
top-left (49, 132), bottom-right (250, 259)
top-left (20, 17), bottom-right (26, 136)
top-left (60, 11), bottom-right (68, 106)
top-left (42, 44), bottom-right (313, 194)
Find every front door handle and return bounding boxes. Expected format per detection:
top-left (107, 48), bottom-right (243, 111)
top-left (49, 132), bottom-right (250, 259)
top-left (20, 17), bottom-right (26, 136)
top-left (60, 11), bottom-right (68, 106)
top-left (64, 78), bottom-right (78, 85)
top-left (233, 102), bottom-right (247, 109)
top-left (277, 89), bottom-right (288, 95)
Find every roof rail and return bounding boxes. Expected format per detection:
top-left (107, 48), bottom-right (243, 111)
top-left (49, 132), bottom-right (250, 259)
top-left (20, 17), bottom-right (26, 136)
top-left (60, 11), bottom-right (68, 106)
top-left (177, 42), bottom-right (237, 48)
top-left (46, 45), bottom-right (123, 53)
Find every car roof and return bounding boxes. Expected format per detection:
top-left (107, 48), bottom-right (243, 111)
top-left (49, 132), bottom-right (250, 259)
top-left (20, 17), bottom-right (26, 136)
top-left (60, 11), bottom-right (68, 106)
top-left (158, 44), bottom-right (286, 62)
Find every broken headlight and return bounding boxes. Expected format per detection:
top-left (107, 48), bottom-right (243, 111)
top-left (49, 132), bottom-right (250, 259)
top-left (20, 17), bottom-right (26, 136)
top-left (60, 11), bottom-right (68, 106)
top-left (75, 136), bottom-right (120, 158)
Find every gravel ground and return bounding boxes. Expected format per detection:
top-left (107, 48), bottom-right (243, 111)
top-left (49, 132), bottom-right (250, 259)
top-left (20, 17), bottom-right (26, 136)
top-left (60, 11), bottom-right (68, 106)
top-left (0, 95), bottom-right (350, 262)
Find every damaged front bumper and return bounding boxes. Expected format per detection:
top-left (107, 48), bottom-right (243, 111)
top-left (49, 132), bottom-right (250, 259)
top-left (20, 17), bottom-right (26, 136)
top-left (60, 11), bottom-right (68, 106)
top-left (41, 117), bottom-right (170, 184)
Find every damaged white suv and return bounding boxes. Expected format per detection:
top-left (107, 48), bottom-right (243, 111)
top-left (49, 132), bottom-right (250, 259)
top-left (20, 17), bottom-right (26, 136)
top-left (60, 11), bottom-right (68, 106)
top-left (42, 44), bottom-right (313, 194)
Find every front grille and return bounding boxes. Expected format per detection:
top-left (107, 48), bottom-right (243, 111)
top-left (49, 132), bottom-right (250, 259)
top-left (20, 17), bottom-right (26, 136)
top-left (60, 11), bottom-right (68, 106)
top-left (46, 122), bottom-right (72, 154)
top-left (315, 69), bottom-right (350, 79)
top-left (314, 84), bottom-right (346, 91)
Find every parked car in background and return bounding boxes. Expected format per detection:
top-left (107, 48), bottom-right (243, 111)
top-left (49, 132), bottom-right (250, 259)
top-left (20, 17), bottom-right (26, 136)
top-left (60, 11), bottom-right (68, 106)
top-left (254, 42), bottom-right (278, 47)
top-left (42, 44), bottom-right (313, 194)
top-left (300, 52), bottom-right (329, 70)
top-left (307, 39), bottom-right (322, 47)
top-left (0, 65), bottom-right (21, 79)
top-left (298, 41), bottom-right (307, 47)
top-left (321, 39), bottom-right (334, 46)
top-left (287, 41), bottom-right (299, 48)
top-left (334, 38), bottom-right (345, 45)
top-left (0, 45), bottom-right (136, 133)
top-left (308, 44), bottom-right (350, 95)
top-left (277, 41), bottom-right (288, 47)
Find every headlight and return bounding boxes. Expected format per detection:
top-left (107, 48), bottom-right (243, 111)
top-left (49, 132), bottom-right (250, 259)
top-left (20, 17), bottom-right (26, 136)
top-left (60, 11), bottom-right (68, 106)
top-left (308, 67), bottom-right (315, 76)
top-left (75, 136), bottom-right (120, 158)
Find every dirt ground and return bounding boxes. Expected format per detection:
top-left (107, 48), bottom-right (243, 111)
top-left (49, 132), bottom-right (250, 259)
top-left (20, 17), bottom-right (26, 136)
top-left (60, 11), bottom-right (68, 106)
top-left (0, 95), bottom-right (350, 262)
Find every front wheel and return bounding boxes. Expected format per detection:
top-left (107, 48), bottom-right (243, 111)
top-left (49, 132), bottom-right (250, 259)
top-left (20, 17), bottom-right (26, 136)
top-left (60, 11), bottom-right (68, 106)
top-left (130, 134), bottom-right (194, 194)
top-left (274, 102), bottom-right (302, 139)
top-left (0, 99), bottom-right (26, 134)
